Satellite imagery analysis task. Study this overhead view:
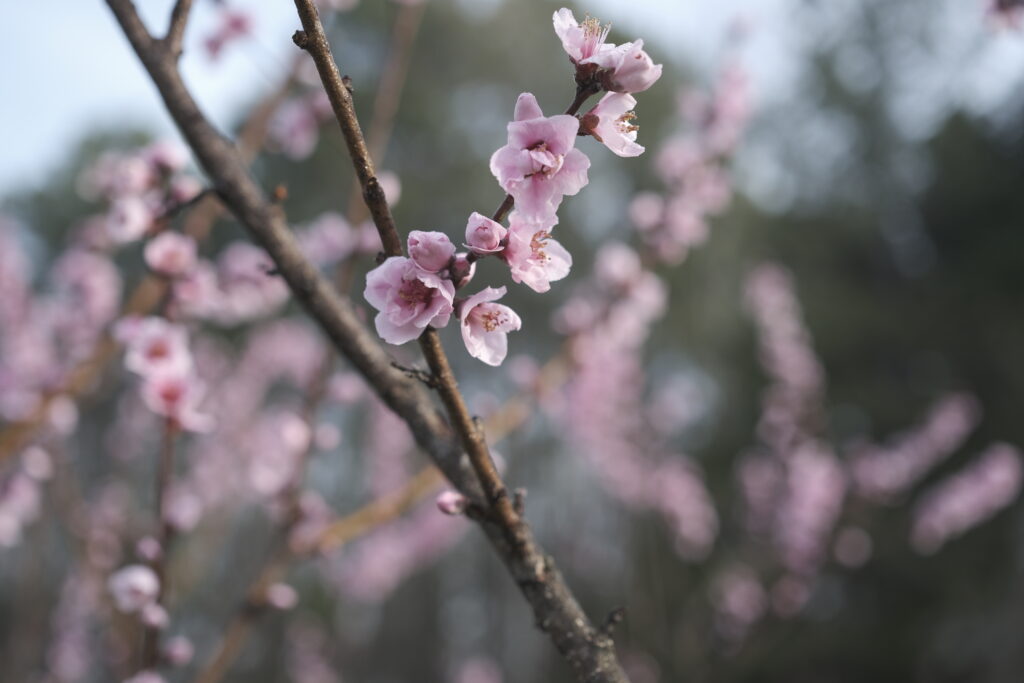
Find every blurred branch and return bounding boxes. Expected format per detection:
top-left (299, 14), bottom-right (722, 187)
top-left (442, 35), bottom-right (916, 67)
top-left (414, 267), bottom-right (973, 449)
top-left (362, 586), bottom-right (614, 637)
top-left (290, 2), bottom-right (629, 681)
top-left (344, 2), bottom-right (425, 225)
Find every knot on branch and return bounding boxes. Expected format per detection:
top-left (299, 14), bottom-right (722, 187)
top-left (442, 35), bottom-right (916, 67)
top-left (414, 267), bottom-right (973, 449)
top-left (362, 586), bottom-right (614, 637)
top-left (292, 30), bottom-right (309, 49)
top-left (363, 177), bottom-right (387, 207)
top-left (391, 361), bottom-right (438, 388)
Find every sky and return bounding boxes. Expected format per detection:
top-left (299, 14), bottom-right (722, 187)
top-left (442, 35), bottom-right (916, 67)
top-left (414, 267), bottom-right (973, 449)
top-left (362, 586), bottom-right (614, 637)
top-left (0, 0), bottom-right (1021, 196)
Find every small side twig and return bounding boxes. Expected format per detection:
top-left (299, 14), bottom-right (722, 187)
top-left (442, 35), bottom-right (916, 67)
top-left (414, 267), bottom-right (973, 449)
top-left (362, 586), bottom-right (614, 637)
top-left (164, 0), bottom-right (194, 58)
top-left (391, 361), bottom-right (438, 389)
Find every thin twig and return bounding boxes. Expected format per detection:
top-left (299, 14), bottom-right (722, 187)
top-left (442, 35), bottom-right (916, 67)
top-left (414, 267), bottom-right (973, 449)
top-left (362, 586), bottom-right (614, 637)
top-left (164, 0), bottom-right (194, 58)
top-left (345, 2), bottom-right (426, 225)
top-left (141, 418), bottom-right (178, 670)
top-left (289, 2), bottom-right (628, 680)
top-left (105, 0), bottom-right (627, 677)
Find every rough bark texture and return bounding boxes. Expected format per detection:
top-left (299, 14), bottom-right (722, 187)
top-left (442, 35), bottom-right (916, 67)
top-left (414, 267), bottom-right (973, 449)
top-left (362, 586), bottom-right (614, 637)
top-left (105, 1), bottom-right (631, 680)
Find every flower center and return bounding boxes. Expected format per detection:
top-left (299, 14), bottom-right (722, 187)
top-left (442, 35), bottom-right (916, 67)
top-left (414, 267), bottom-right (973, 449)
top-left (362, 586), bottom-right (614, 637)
top-left (398, 277), bottom-right (434, 306)
top-left (580, 16), bottom-right (610, 60)
top-left (159, 382), bottom-right (184, 406)
top-left (617, 111), bottom-right (639, 135)
top-left (475, 306), bottom-right (506, 332)
top-left (146, 339), bottom-right (170, 360)
top-left (527, 142), bottom-right (564, 177)
top-left (529, 231), bottom-right (552, 261)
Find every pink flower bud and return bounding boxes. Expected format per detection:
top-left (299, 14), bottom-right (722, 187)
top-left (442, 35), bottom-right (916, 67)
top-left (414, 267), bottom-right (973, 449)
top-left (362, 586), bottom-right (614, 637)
top-left (600, 40), bottom-right (663, 94)
top-left (108, 565), bottom-right (159, 613)
top-left (436, 490), bottom-right (468, 516)
top-left (163, 635), bottom-right (194, 667)
top-left (450, 252), bottom-right (477, 288)
top-left (407, 230), bottom-right (455, 272)
top-left (144, 232), bottom-right (198, 278)
top-left (464, 212), bottom-right (507, 255)
top-left (265, 583), bottom-right (299, 610)
top-left (135, 536), bottom-right (163, 563)
top-left (140, 603), bottom-right (169, 629)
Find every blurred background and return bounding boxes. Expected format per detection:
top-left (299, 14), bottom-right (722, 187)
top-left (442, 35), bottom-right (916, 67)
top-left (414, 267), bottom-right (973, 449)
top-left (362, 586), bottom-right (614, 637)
top-left (2, 0), bottom-right (1024, 682)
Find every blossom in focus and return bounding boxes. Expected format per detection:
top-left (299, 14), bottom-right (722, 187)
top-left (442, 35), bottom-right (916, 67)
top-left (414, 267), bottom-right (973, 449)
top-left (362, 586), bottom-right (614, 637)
top-left (364, 256), bottom-right (455, 344)
top-left (552, 8), bottom-right (613, 64)
top-left (407, 230), bottom-right (455, 273)
top-left (108, 565), bottom-right (159, 613)
top-left (581, 92), bottom-right (644, 157)
top-left (459, 287), bottom-right (521, 367)
top-left (596, 40), bottom-right (663, 94)
top-left (144, 232), bottom-right (197, 277)
top-left (552, 9), bottom-right (662, 94)
top-left (502, 212), bottom-right (571, 293)
top-left (489, 93), bottom-right (590, 220)
top-left (464, 212), bottom-right (507, 255)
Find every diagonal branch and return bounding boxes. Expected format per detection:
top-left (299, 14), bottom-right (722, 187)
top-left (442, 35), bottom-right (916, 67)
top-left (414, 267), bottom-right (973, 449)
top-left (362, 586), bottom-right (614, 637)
top-left (104, 0), bottom-right (630, 680)
top-left (290, 3), bottom-right (629, 681)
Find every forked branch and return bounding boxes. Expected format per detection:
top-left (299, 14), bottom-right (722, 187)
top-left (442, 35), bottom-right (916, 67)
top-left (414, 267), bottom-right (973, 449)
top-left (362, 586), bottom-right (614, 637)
top-left (104, 0), bottom-right (630, 679)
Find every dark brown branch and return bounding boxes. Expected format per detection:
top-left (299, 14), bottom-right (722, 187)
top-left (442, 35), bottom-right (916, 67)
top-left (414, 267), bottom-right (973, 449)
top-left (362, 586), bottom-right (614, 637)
top-left (105, 0), bottom-right (478, 496)
top-left (105, 0), bottom-right (629, 679)
top-left (164, 0), bottom-right (194, 58)
top-left (290, 2), bottom-right (629, 681)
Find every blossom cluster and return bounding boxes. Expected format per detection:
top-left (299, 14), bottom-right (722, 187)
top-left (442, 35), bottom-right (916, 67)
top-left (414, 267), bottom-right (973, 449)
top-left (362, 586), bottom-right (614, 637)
top-left (78, 141), bottom-right (202, 245)
top-left (728, 261), bottom-right (1023, 635)
top-left (363, 9), bottom-right (662, 366)
top-left (630, 60), bottom-right (750, 263)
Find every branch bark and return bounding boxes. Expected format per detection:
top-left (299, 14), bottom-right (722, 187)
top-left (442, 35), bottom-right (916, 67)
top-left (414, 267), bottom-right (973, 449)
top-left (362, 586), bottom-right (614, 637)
top-left (105, 1), bottom-right (630, 680)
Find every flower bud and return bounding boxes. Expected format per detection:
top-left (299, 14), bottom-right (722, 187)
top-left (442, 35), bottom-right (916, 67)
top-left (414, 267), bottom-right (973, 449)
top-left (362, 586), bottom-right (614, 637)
top-left (436, 490), bottom-right (468, 516)
top-left (407, 231), bottom-right (455, 272)
top-left (464, 212), bottom-right (508, 255)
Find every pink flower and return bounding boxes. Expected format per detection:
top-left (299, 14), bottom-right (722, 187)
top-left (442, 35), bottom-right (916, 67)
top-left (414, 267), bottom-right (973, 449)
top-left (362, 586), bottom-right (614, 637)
top-left (163, 636), bottom-right (194, 667)
top-left (552, 8), bottom-right (613, 63)
top-left (108, 565), bottom-right (159, 613)
top-left (364, 256), bottom-right (455, 344)
top-left (459, 286), bottom-right (521, 366)
top-left (450, 252), bottom-right (476, 288)
top-left (203, 6), bottom-right (253, 61)
top-left (597, 40), bottom-right (663, 94)
top-left (489, 93), bottom-right (590, 220)
top-left (436, 490), bottom-right (468, 516)
top-left (464, 212), bottom-right (507, 255)
top-left (107, 197), bottom-right (154, 243)
top-left (119, 317), bottom-right (193, 378)
top-left (141, 371), bottom-right (214, 433)
top-left (552, 9), bottom-right (662, 94)
top-left (144, 232), bottom-right (197, 277)
top-left (143, 140), bottom-right (188, 174)
top-left (265, 583), bottom-right (299, 610)
top-left (581, 93), bottom-right (644, 157)
top-left (502, 212), bottom-right (571, 293)
top-left (407, 230), bottom-right (455, 272)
